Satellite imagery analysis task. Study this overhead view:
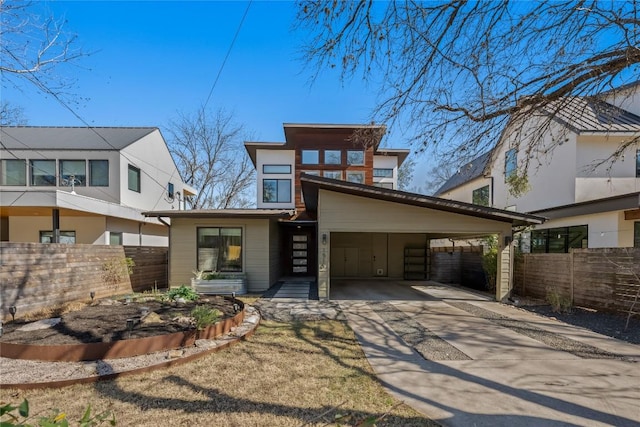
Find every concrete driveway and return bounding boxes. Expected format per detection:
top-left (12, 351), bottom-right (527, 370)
top-left (332, 280), bottom-right (640, 427)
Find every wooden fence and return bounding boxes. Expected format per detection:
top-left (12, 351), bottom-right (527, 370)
top-left (1, 243), bottom-right (168, 320)
top-left (514, 248), bottom-right (640, 316)
top-left (430, 246), bottom-right (486, 289)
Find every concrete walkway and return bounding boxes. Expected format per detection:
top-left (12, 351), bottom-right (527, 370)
top-left (335, 281), bottom-right (640, 427)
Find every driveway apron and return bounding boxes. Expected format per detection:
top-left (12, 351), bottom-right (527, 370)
top-left (336, 281), bottom-right (640, 427)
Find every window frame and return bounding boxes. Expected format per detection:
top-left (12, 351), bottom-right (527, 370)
top-left (109, 232), bottom-right (123, 245)
top-left (472, 185), bottom-right (490, 206)
top-left (346, 171), bottom-right (365, 184)
top-left (89, 160), bottom-right (109, 187)
top-left (263, 178), bottom-right (292, 203)
top-left (1, 159), bottom-right (27, 186)
top-left (346, 149), bottom-right (365, 165)
top-left (59, 159), bottom-right (87, 187)
top-left (30, 159), bottom-right (57, 186)
top-left (530, 225), bottom-right (588, 253)
top-left (323, 170), bottom-right (342, 180)
top-left (262, 164), bottom-right (292, 174)
top-left (505, 148), bottom-right (517, 181)
top-left (301, 150), bottom-right (319, 165)
top-left (40, 230), bottom-right (76, 244)
top-left (373, 168), bottom-right (393, 178)
top-left (197, 227), bottom-right (243, 272)
top-left (128, 164), bottom-right (141, 193)
top-left (324, 150), bottom-right (342, 165)
top-left (374, 182), bottom-right (394, 189)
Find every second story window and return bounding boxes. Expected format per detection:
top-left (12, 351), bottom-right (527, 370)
top-left (128, 164), bottom-right (141, 192)
top-left (323, 170), bottom-right (342, 180)
top-left (347, 150), bottom-right (365, 165)
top-left (505, 148), bottom-right (517, 180)
top-left (472, 185), bottom-right (490, 206)
top-left (324, 150), bottom-right (341, 165)
top-left (59, 160), bottom-right (86, 186)
top-left (346, 171), bottom-right (365, 184)
top-left (373, 168), bottom-right (393, 177)
top-left (1, 159), bottom-right (26, 186)
top-left (263, 179), bottom-right (291, 203)
top-left (89, 160), bottom-right (109, 186)
top-left (263, 164), bottom-right (291, 174)
top-left (31, 160), bottom-right (56, 186)
top-left (301, 150), bottom-right (319, 165)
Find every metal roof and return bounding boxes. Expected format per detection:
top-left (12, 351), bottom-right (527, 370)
top-left (300, 174), bottom-right (545, 227)
top-left (434, 151), bottom-right (492, 196)
top-left (0, 126), bottom-right (157, 151)
top-left (547, 98), bottom-right (640, 133)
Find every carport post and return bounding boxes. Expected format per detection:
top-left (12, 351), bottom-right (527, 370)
top-left (317, 229), bottom-right (330, 300)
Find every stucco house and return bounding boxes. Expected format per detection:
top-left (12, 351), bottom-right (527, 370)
top-left (145, 123), bottom-right (543, 301)
top-left (435, 83), bottom-right (640, 251)
top-left (0, 126), bottom-right (196, 246)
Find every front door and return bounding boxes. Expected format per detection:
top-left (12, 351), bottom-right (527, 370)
top-left (288, 230), bottom-right (316, 276)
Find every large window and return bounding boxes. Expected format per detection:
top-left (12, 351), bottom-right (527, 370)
top-left (31, 160), bottom-right (56, 186)
top-left (263, 164), bottom-right (291, 174)
top-left (1, 159), bottom-right (26, 186)
top-left (346, 171), bottom-right (365, 184)
top-left (128, 164), bottom-right (141, 192)
top-left (472, 185), bottom-right (490, 206)
top-left (323, 170), bottom-right (342, 180)
top-left (531, 225), bottom-right (588, 253)
top-left (373, 168), bottom-right (393, 178)
top-left (301, 150), bottom-right (319, 164)
top-left (347, 150), bottom-right (365, 165)
top-left (505, 148), bottom-right (517, 180)
top-left (197, 227), bottom-right (242, 272)
top-left (89, 160), bottom-right (109, 186)
top-left (263, 179), bottom-right (291, 203)
top-left (59, 160), bottom-right (86, 186)
top-left (40, 230), bottom-right (76, 244)
top-left (324, 150), bottom-right (341, 165)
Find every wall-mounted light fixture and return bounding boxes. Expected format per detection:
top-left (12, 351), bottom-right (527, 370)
top-left (322, 233), bottom-right (327, 246)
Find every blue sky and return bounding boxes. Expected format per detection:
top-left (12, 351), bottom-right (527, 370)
top-left (5, 1), bottom-right (411, 146)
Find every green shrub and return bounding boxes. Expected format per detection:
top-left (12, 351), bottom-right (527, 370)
top-left (0, 399), bottom-right (115, 426)
top-left (481, 235), bottom-right (498, 291)
top-left (190, 306), bottom-right (221, 330)
top-left (546, 288), bottom-right (572, 313)
top-left (165, 285), bottom-right (199, 302)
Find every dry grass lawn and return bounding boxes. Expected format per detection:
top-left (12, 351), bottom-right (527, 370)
top-left (0, 320), bottom-right (437, 426)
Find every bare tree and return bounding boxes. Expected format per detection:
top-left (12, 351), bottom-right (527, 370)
top-left (167, 107), bottom-right (255, 209)
top-left (0, 101), bottom-right (27, 126)
top-left (1, 0), bottom-right (85, 95)
top-left (297, 1), bottom-right (640, 170)
top-left (397, 156), bottom-right (415, 191)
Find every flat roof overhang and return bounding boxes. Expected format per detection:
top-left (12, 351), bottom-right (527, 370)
top-left (300, 174), bottom-right (545, 227)
top-left (142, 209), bottom-right (294, 220)
top-left (529, 192), bottom-right (640, 220)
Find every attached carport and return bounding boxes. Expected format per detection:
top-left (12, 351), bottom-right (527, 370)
top-left (300, 175), bottom-right (545, 301)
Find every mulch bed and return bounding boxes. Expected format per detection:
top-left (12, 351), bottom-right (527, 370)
top-left (0, 296), bottom-right (237, 346)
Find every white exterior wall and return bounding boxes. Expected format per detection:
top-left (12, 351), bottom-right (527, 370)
top-left (9, 216), bottom-right (106, 244)
top-left (491, 117), bottom-right (578, 212)
top-left (119, 130), bottom-right (186, 212)
top-left (255, 149), bottom-right (295, 209)
top-left (168, 217), bottom-right (273, 292)
top-left (602, 84), bottom-right (640, 116)
top-left (437, 177), bottom-right (492, 205)
top-left (105, 217), bottom-right (168, 247)
top-left (372, 155), bottom-right (399, 189)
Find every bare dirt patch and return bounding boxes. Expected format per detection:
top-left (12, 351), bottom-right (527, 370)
top-left (0, 297), bottom-right (237, 346)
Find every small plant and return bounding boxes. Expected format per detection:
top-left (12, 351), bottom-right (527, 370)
top-left (190, 305), bottom-right (221, 330)
top-left (102, 257), bottom-right (135, 291)
top-left (0, 398), bottom-right (115, 426)
top-left (546, 288), bottom-right (572, 313)
top-left (481, 235), bottom-right (499, 291)
top-left (164, 285), bottom-right (199, 302)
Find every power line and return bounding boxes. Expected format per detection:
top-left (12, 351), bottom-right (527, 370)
top-left (203, 1), bottom-right (252, 109)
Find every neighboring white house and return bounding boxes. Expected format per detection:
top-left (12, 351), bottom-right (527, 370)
top-left (0, 126), bottom-right (196, 246)
top-left (435, 85), bottom-right (640, 251)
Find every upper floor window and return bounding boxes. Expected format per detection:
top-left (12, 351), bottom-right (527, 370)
top-left (89, 160), bottom-right (109, 186)
top-left (324, 150), bottom-right (342, 165)
top-left (263, 164), bottom-right (291, 174)
top-left (374, 182), bottom-right (394, 189)
top-left (636, 149), bottom-right (639, 178)
top-left (263, 179), bottom-right (291, 203)
top-left (40, 230), bottom-right (76, 244)
top-left (128, 164), bottom-right (141, 192)
top-left (1, 159), bottom-right (26, 186)
top-left (346, 171), bottom-right (365, 184)
top-left (59, 160), bottom-right (86, 187)
top-left (373, 168), bottom-right (393, 178)
top-left (323, 170), bottom-right (342, 180)
top-left (347, 150), bottom-right (365, 165)
top-left (472, 185), bottom-right (490, 206)
top-left (301, 150), bottom-right (319, 165)
top-left (167, 182), bottom-right (175, 199)
top-left (505, 148), bottom-right (517, 180)
top-left (31, 160), bottom-right (56, 186)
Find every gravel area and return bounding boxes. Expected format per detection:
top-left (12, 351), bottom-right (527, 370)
top-left (446, 301), bottom-right (624, 360)
top-left (254, 299), bottom-right (344, 322)
top-left (369, 301), bottom-right (471, 361)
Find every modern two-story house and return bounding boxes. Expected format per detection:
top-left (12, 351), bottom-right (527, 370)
top-left (435, 83), bottom-right (640, 251)
top-left (0, 126), bottom-right (196, 246)
top-left (146, 123), bottom-right (543, 301)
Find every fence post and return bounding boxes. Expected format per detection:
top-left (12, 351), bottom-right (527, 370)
top-left (569, 250), bottom-right (574, 304)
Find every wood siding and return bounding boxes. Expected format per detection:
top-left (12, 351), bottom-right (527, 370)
top-left (514, 248), bottom-right (640, 316)
top-left (124, 246), bottom-right (168, 292)
top-left (169, 218), bottom-right (274, 292)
